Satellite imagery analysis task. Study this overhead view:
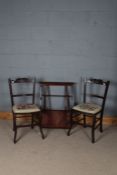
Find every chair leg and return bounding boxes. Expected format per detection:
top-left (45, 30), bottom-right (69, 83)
top-left (31, 114), bottom-right (34, 129)
top-left (99, 113), bottom-right (103, 133)
top-left (13, 114), bottom-right (17, 143)
top-left (67, 127), bottom-right (72, 136)
top-left (39, 125), bottom-right (45, 139)
top-left (38, 112), bottom-right (45, 139)
top-left (67, 110), bottom-right (73, 136)
top-left (14, 127), bottom-right (17, 144)
top-left (13, 114), bottom-right (15, 131)
top-left (83, 114), bottom-right (86, 128)
top-left (91, 116), bottom-right (96, 143)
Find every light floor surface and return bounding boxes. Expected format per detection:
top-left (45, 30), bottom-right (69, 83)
top-left (0, 119), bottom-right (117, 175)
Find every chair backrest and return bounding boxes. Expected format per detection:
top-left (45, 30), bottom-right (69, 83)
top-left (83, 78), bottom-right (110, 111)
top-left (8, 77), bottom-right (36, 106)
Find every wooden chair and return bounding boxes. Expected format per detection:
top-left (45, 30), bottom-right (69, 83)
top-left (8, 77), bottom-right (44, 143)
top-left (67, 78), bottom-right (110, 143)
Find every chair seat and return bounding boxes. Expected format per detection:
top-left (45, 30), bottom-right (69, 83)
top-left (13, 104), bottom-right (40, 114)
top-left (72, 103), bottom-right (101, 114)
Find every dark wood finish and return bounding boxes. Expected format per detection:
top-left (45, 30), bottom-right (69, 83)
top-left (8, 77), bottom-right (44, 143)
top-left (40, 81), bottom-right (75, 128)
top-left (68, 78), bottom-right (110, 143)
top-left (42, 110), bottom-right (70, 128)
top-left (40, 82), bottom-right (74, 86)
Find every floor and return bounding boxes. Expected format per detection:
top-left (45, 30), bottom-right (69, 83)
top-left (0, 119), bottom-right (117, 175)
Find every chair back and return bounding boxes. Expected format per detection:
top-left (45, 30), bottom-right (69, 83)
top-left (83, 78), bottom-right (110, 111)
top-left (8, 77), bottom-right (36, 106)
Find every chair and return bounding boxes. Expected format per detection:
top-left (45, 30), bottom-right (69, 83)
top-left (67, 78), bottom-right (110, 143)
top-left (8, 77), bottom-right (45, 143)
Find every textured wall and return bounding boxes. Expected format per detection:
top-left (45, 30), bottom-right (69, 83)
top-left (0, 0), bottom-right (117, 115)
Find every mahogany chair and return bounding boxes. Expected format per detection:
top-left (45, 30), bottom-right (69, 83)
top-left (67, 78), bottom-right (110, 143)
top-left (8, 77), bottom-right (44, 143)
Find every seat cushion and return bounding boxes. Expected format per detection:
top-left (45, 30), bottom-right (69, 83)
top-left (72, 103), bottom-right (101, 114)
top-left (13, 104), bottom-right (40, 114)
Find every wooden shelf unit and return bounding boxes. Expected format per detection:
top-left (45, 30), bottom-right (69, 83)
top-left (40, 81), bottom-right (75, 128)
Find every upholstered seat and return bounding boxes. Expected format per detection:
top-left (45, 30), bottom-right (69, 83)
top-left (13, 104), bottom-right (40, 114)
top-left (73, 103), bottom-right (101, 114)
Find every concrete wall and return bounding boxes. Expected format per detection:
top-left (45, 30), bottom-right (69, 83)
top-left (0, 0), bottom-right (117, 115)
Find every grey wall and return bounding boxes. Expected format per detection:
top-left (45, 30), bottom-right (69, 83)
top-left (0, 0), bottom-right (117, 115)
